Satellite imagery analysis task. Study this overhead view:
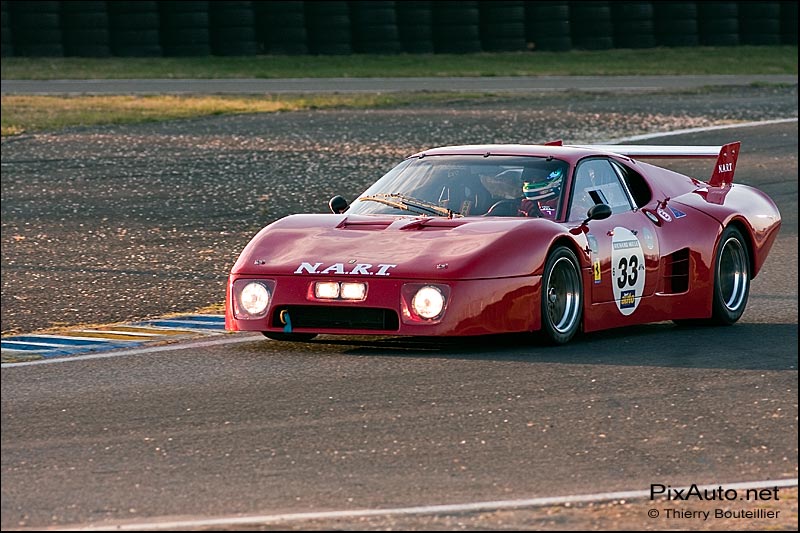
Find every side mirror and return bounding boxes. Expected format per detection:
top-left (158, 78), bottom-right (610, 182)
top-left (329, 195), bottom-right (349, 214)
top-left (582, 203), bottom-right (612, 225)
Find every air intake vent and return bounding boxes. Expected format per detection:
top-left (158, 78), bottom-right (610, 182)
top-left (272, 306), bottom-right (400, 331)
top-left (664, 248), bottom-right (690, 294)
top-left (337, 219), bottom-right (393, 231)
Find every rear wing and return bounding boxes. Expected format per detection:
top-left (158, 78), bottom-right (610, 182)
top-left (547, 140), bottom-right (741, 187)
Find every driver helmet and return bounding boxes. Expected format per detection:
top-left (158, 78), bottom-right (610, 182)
top-left (523, 167), bottom-right (563, 201)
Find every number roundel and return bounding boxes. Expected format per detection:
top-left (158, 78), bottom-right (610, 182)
top-left (610, 227), bottom-right (645, 315)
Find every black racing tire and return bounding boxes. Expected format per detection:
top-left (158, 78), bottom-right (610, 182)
top-left (540, 246), bottom-right (583, 345)
top-left (262, 332), bottom-right (318, 342)
top-left (709, 226), bottom-right (751, 325)
top-left (674, 226), bottom-right (751, 328)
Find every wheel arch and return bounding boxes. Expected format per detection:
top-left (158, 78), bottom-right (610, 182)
top-left (723, 217), bottom-right (756, 280)
top-left (549, 235), bottom-right (588, 269)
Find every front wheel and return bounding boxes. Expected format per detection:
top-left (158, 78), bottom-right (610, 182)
top-left (540, 246), bottom-right (583, 344)
top-left (262, 332), bottom-right (318, 342)
top-left (709, 226), bottom-right (750, 325)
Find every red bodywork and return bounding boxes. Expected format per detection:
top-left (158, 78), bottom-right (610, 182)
top-left (226, 143), bottom-right (781, 338)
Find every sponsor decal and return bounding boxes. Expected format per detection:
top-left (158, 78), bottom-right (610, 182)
top-left (294, 262), bottom-right (397, 276)
top-left (619, 290), bottom-right (636, 308)
top-left (669, 206), bottom-right (687, 219)
top-left (718, 162), bottom-right (733, 173)
top-left (657, 207), bottom-right (672, 222)
top-left (610, 227), bottom-right (645, 316)
top-left (593, 259), bottom-right (602, 284)
top-left (613, 239), bottom-right (640, 250)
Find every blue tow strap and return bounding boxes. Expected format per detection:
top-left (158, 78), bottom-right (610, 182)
top-left (282, 311), bottom-right (293, 333)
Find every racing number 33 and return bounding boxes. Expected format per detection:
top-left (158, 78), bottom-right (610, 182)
top-left (611, 227), bottom-right (645, 316)
top-left (617, 255), bottom-right (639, 289)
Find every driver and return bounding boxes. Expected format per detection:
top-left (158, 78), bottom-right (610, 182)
top-left (518, 167), bottom-right (563, 218)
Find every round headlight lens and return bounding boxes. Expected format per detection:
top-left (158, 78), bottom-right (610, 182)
top-left (412, 286), bottom-right (445, 319)
top-left (240, 282), bottom-right (270, 316)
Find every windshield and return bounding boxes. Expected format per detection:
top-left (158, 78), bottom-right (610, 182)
top-left (347, 155), bottom-right (570, 218)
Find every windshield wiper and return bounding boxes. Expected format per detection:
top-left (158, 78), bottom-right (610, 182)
top-left (359, 193), bottom-right (461, 218)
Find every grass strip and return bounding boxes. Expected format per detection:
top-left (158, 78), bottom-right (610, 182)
top-left (0, 92), bottom-right (487, 136)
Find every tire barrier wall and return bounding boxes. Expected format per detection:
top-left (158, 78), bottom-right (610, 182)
top-left (62, 1), bottom-right (111, 57)
top-left (1, 0), bottom-right (795, 57)
top-left (108, 1), bottom-right (162, 57)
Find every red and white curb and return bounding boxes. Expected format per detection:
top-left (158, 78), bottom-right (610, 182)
top-left (1, 314), bottom-right (227, 364)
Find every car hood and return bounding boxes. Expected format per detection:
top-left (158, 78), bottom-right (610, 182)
top-left (232, 214), bottom-right (568, 280)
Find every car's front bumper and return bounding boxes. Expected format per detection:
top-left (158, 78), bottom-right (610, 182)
top-left (226, 274), bottom-right (541, 337)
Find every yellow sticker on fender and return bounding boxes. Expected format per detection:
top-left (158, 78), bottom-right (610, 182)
top-left (593, 259), bottom-right (602, 282)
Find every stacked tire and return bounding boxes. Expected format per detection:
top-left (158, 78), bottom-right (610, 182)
top-left (61, 1), bottom-right (111, 57)
top-left (254, 1), bottom-right (307, 54)
top-left (8, 0), bottom-right (62, 56)
top-left (698, 1), bottom-right (738, 46)
top-left (350, 1), bottom-right (400, 54)
top-left (210, 1), bottom-right (258, 56)
top-left (433, 1), bottom-right (481, 53)
top-left (570, 1), bottom-right (613, 50)
top-left (159, 0), bottom-right (210, 56)
top-left (738, 1), bottom-right (781, 45)
top-left (108, 1), bottom-right (161, 57)
top-left (611, 1), bottom-right (656, 49)
top-left (654, 2), bottom-right (698, 47)
top-left (396, 1), bottom-right (434, 53)
top-left (779, 1), bottom-right (798, 45)
top-left (305, 1), bottom-right (352, 55)
top-left (524, 1), bottom-right (571, 52)
top-left (1, 1), bottom-right (12, 57)
top-left (479, 1), bottom-right (526, 52)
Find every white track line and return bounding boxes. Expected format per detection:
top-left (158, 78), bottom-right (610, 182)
top-left (607, 117), bottom-right (798, 143)
top-left (63, 478), bottom-right (798, 531)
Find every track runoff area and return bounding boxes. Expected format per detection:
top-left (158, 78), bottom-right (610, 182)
top-left (3, 119), bottom-right (797, 530)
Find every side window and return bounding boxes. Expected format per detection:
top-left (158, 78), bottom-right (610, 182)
top-left (610, 160), bottom-right (652, 208)
top-left (568, 158), bottom-right (632, 221)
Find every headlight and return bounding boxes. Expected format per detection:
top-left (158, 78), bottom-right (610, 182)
top-left (312, 281), bottom-right (367, 301)
top-left (237, 281), bottom-right (270, 318)
top-left (412, 286), bottom-right (445, 319)
top-left (340, 282), bottom-right (367, 301)
top-left (314, 281), bottom-right (340, 299)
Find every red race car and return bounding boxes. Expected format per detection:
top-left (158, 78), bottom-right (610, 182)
top-left (226, 141), bottom-right (781, 344)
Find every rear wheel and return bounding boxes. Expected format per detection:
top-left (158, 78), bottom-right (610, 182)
top-left (540, 246), bottom-right (583, 344)
top-left (262, 332), bottom-right (318, 342)
top-left (710, 226), bottom-right (750, 324)
top-left (674, 226), bottom-right (751, 327)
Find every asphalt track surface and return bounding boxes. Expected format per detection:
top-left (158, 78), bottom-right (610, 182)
top-left (2, 74), bottom-right (797, 95)
top-left (1, 83), bottom-right (798, 530)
